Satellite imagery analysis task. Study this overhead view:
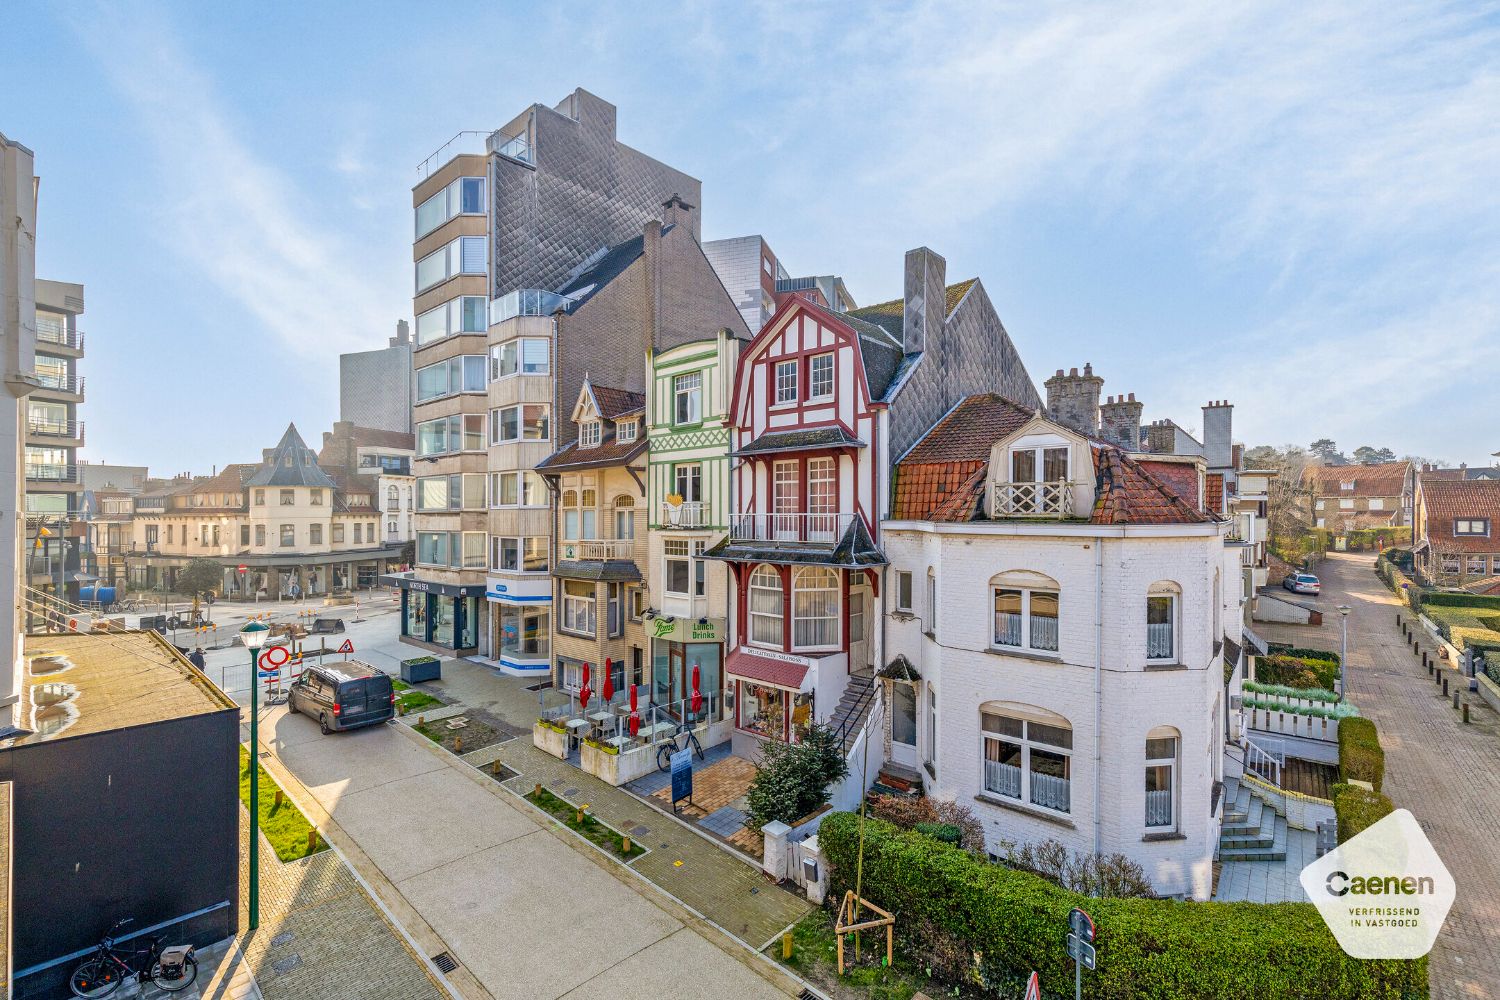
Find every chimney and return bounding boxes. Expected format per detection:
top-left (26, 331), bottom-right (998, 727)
top-left (1201, 399), bottom-right (1234, 471)
top-left (902, 247), bottom-right (946, 356)
top-left (1146, 419), bottom-right (1177, 454)
top-left (1099, 392), bottom-right (1144, 450)
top-left (391, 319), bottom-right (410, 347)
top-left (1044, 364), bottom-right (1105, 435)
top-left (660, 193), bottom-right (694, 233)
top-left (643, 219), bottom-right (662, 350)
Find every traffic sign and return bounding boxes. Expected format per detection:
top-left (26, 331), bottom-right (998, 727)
top-left (259, 646), bottom-right (290, 668)
top-left (237, 564), bottom-right (248, 574)
top-left (337, 638), bottom-right (354, 654)
top-left (258, 669), bottom-right (280, 679)
top-left (1068, 906), bottom-right (1095, 944)
top-left (1067, 932), bottom-right (1096, 970)
top-left (1024, 971), bottom-right (1040, 1000)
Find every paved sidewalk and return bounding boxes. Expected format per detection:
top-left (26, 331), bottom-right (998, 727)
top-left (1303, 553), bottom-right (1500, 1000)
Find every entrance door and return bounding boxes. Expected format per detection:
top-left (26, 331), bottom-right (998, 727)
top-left (849, 589), bottom-right (868, 673)
top-left (891, 682), bottom-right (918, 767)
top-left (668, 644), bottom-right (686, 719)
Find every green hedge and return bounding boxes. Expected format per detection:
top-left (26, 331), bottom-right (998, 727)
top-left (1242, 680), bottom-right (1339, 703)
top-left (1266, 645), bottom-right (1340, 665)
top-left (1338, 716), bottom-right (1385, 792)
top-left (1242, 696), bottom-right (1359, 720)
top-left (1418, 592), bottom-right (1500, 611)
top-left (1333, 782), bottom-right (1395, 845)
top-left (1256, 653), bottom-right (1339, 691)
top-left (818, 812), bottom-right (1426, 999)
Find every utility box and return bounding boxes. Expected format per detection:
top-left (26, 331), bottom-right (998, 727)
top-left (401, 655), bottom-right (441, 684)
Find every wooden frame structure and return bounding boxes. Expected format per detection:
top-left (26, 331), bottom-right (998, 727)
top-left (834, 889), bottom-right (894, 974)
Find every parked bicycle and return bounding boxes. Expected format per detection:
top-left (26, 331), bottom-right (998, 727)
top-left (654, 720), bottom-right (705, 772)
top-left (68, 918), bottom-right (197, 997)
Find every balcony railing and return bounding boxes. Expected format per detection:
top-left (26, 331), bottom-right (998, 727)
top-left (25, 463), bottom-right (79, 483)
top-left (560, 539), bottom-right (633, 561)
top-left (488, 128), bottom-right (533, 163)
top-left (415, 130), bottom-right (488, 180)
top-left (34, 373), bottom-right (84, 395)
top-left (991, 481), bottom-right (1075, 518)
top-left (37, 328), bottom-right (83, 350)
top-left (660, 500), bottom-right (711, 529)
top-left (489, 288), bottom-right (574, 325)
top-left (27, 418), bottom-right (83, 441)
top-left (728, 512), bottom-right (855, 545)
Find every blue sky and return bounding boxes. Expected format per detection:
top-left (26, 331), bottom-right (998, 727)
top-left (6, 1), bottom-right (1497, 472)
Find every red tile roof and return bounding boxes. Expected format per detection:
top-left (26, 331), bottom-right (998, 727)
top-left (189, 464), bottom-right (257, 494)
top-left (1205, 473), bottom-right (1225, 514)
top-left (724, 649), bottom-right (809, 692)
top-left (1306, 462), bottom-right (1410, 498)
top-left (537, 436), bottom-right (647, 473)
top-left (1139, 460), bottom-right (1200, 510)
top-left (1421, 479), bottom-right (1500, 553)
top-left (1091, 448), bottom-right (1213, 525)
top-left (589, 384), bottom-right (646, 419)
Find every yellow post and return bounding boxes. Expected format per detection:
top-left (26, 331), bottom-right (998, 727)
top-left (782, 932), bottom-right (793, 960)
top-left (307, 829), bottom-right (318, 852)
top-left (454, 735), bottom-right (462, 752)
top-left (622, 835), bottom-right (631, 854)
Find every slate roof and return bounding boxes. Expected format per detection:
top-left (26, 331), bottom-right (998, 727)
top-left (190, 463), bottom-right (257, 494)
top-left (552, 560), bottom-right (643, 583)
top-left (782, 295), bottom-right (908, 402)
top-left (1305, 461), bottom-right (1410, 498)
top-left (733, 426), bottom-right (866, 457)
top-left (846, 278), bottom-right (977, 343)
top-left (556, 225), bottom-right (676, 312)
top-left (891, 393), bottom-right (1213, 526)
top-left (1421, 479), bottom-right (1500, 553)
top-left (245, 424), bottom-right (337, 489)
top-left (536, 436), bottom-right (646, 473)
top-left (701, 516), bottom-right (886, 568)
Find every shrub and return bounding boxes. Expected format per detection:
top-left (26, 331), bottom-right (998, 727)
top-left (914, 822), bottom-right (961, 846)
top-left (746, 724), bottom-right (848, 828)
top-left (1256, 653), bottom-right (1339, 691)
top-left (866, 793), bottom-right (986, 853)
top-left (817, 812), bottom-right (1427, 998)
top-left (1420, 592), bottom-right (1500, 611)
top-left (1242, 696), bottom-right (1359, 720)
top-left (1242, 680), bottom-right (1340, 703)
top-left (1001, 838), bottom-right (1156, 899)
top-left (1333, 782), bottom-right (1395, 844)
top-left (1338, 716), bottom-right (1385, 792)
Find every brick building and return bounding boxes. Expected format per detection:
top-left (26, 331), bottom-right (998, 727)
top-left (1305, 460), bottom-right (1413, 534)
top-left (1414, 476), bottom-right (1500, 587)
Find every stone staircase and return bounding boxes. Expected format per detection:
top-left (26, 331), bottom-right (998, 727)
top-left (827, 673), bottom-right (877, 756)
top-left (1219, 776), bottom-right (1289, 862)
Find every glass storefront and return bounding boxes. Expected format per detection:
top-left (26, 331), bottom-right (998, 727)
top-left (497, 604), bottom-right (549, 661)
top-left (398, 586), bottom-right (482, 651)
top-left (737, 683), bottom-right (812, 742)
top-left (649, 640), bottom-right (724, 722)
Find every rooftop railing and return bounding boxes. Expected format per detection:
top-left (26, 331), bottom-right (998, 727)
top-left (415, 131), bottom-right (488, 180)
top-left (489, 288), bottom-right (574, 325)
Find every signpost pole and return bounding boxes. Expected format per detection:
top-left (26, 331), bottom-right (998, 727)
top-left (247, 640), bottom-right (260, 931)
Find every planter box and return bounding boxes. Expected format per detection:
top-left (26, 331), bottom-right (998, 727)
top-left (581, 740), bottom-right (658, 785)
top-left (1246, 707), bottom-right (1341, 743)
top-left (533, 721), bottom-right (568, 759)
top-left (401, 656), bottom-right (441, 684)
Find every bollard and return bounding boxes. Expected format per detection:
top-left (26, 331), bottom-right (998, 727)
top-left (576, 805), bottom-right (586, 825)
top-left (1463, 703), bottom-right (1471, 724)
top-left (454, 736), bottom-right (462, 753)
top-left (492, 759), bottom-right (503, 776)
top-left (1428, 660), bottom-right (1434, 675)
top-left (307, 829), bottom-right (319, 852)
top-left (622, 835), bottom-right (631, 854)
top-left (1422, 652), bottom-right (1428, 669)
top-left (1396, 612), bottom-right (1402, 627)
top-left (1443, 677), bottom-right (1449, 697)
top-left (534, 782), bottom-right (542, 797)
top-left (1453, 690), bottom-right (1460, 709)
top-left (782, 932), bottom-right (794, 960)
top-left (274, 789), bottom-right (284, 809)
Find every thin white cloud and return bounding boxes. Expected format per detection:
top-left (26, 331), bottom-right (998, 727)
top-left (72, 8), bottom-right (401, 359)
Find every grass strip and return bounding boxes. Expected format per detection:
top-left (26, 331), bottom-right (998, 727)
top-left (524, 786), bottom-right (645, 860)
top-left (239, 745), bottom-right (325, 862)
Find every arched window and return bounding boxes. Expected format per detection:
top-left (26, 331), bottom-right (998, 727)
top-left (980, 703), bottom-right (1072, 813)
top-left (792, 567), bottom-right (840, 649)
top-left (387, 485), bottom-right (398, 510)
top-left (1147, 581), bottom-right (1181, 662)
top-left (1145, 725), bottom-right (1179, 829)
top-left (748, 565), bottom-right (784, 646)
top-left (990, 570), bottom-right (1059, 653)
top-left (613, 493), bottom-right (636, 540)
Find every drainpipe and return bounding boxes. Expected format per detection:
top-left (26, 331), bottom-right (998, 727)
top-left (1093, 534), bottom-right (1104, 857)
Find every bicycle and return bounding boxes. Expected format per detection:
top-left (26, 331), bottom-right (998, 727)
top-left (69, 918), bottom-right (197, 997)
top-left (655, 720), bottom-right (706, 772)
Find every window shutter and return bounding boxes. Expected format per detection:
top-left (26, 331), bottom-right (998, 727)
top-left (460, 237), bottom-right (486, 274)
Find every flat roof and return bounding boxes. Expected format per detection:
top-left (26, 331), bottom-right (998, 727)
top-left (6, 631), bottom-right (236, 748)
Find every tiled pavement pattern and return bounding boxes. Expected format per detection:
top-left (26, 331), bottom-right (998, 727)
top-left (236, 812), bottom-right (448, 1000)
top-left (1296, 554), bottom-right (1500, 999)
top-left (116, 938), bottom-right (261, 1000)
top-left (467, 738), bottom-right (811, 949)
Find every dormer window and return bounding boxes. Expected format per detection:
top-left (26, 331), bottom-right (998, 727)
top-left (1340, 481), bottom-right (1355, 491)
top-left (617, 419), bottom-right (638, 443)
top-left (579, 421), bottom-right (601, 448)
top-left (1012, 446), bottom-right (1069, 484)
top-left (1456, 518), bottom-right (1490, 536)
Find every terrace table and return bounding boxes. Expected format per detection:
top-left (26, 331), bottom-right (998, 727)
top-left (603, 735), bottom-right (631, 750)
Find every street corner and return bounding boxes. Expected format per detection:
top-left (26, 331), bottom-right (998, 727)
top-left (1299, 809), bottom-right (1455, 960)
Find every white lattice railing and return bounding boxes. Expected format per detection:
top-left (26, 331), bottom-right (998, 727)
top-left (992, 481), bottom-right (1076, 517)
top-left (729, 513), bottom-right (854, 544)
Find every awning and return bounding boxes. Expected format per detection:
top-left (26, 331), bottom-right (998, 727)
top-left (878, 654), bottom-right (920, 681)
top-left (732, 426), bottom-right (866, 457)
top-left (725, 649), bottom-right (809, 693)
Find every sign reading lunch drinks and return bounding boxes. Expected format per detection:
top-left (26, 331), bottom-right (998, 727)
top-left (650, 616), bottom-right (724, 644)
top-left (1299, 809), bottom-right (1454, 959)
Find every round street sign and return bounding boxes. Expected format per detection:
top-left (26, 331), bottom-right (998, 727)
top-left (1068, 907), bottom-right (1095, 944)
top-left (259, 646), bottom-right (290, 668)
top-left (238, 564), bottom-right (248, 574)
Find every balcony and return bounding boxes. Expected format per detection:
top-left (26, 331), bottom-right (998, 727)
top-left (488, 127), bottom-right (533, 164)
top-left (660, 501), bottom-right (711, 529)
top-left (991, 481), bottom-right (1076, 518)
top-left (560, 539), bottom-right (633, 561)
top-left (415, 130), bottom-right (488, 181)
top-left (33, 373), bottom-right (84, 397)
top-left (489, 288), bottom-right (574, 326)
top-left (37, 327), bottom-right (84, 352)
top-left (25, 463), bottom-right (79, 484)
top-left (27, 418), bottom-right (83, 443)
top-left (729, 513), bottom-right (855, 545)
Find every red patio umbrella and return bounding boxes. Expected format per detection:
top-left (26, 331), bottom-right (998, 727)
top-left (690, 661), bottom-right (703, 717)
top-left (602, 657), bottom-right (614, 704)
top-left (579, 662), bottom-right (592, 711)
top-left (628, 682), bottom-right (640, 737)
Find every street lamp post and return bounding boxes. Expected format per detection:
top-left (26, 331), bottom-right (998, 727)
top-left (1338, 605), bottom-right (1351, 702)
top-left (239, 620), bottom-right (270, 931)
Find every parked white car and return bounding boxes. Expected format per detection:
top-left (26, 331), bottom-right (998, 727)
top-left (1283, 572), bottom-right (1321, 595)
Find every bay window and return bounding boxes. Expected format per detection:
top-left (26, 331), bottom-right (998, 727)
top-left (415, 176), bottom-right (484, 238)
top-left (417, 414), bottom-right (485, 456)
top-left (417, 474), bottom-right (485, 511)
top-left (415, 236), bottom-right (486, 292)
top-left (491, 536), bottom-right (547, 573)
top-left (792, 567), bottom-right (839, 649)
top-left (561, 580), bottom-right (597, 636)
top-left (982, 709), bottom-right (1072, 813)
top-left (488, 404), bottom-right (550, 444)
top-left (415, 296), bottom-right (486, 345)
top-left (490, 471), bottom-right (543, 507)
top-left (416, 355), bottom-right (487, 401)
top-left (1145, 730), bottom-right (1178, 829)
top-left (748, 565), bottom-right (784, 645)
top-left (993, 584), bottom-right (1059, 653)
top-left (490, 337), bottom-right (549, 378)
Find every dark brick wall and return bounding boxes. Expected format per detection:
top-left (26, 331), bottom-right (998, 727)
top-left (888, 279), bottom-right (1041, 461)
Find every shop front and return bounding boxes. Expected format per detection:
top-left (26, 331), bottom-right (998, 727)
top-left (385, 574), bottom-right (484, 654)
top-left (725, 647), bottom-right (814, 759)
top-left (647, 615), bottom-right (726, 726)
top-left (487, 575), bottom-right (552, 675)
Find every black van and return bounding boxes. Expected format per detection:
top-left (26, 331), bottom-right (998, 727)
top-left (288, 661), bottom-right (395, 734)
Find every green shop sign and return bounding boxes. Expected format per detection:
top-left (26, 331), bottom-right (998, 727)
top-left (650, 616), bottom-right (724, 643)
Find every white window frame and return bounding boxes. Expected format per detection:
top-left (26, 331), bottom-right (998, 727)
top-left (488, 404), bottom-right (550, 445)
top-left (613, 495), bottom-right (636, 540)
top-left (415, 296), bottom-right (486, 345)
top-left (489, 337), bottom-right (550, 379)
top-left (992, 586), bottom-right (1060, 653)
top-left (1455, 519), bottom-right (1490, 536)
top-left (792, 567), bottom-right (840, 650)
top-left (674, 371), bottom-right (703, 425)
top-left (415, 175), bottom-right (485, 238)
top-left (748, 565), bottom-right (784, 647)
top-left (490, 535), bottom-right (548, 574)
top-left (808, 352), bottom-right (834, 401)
top-left (617, 420), bottom-right (638, 443)
top-left (1145, 731), bottom-right (1178, 830)
top-left (895, 570), bottom-right (913, 613)
top-left (490, 471), bottom-right (544, 508)
top-left (579, 421), bottom-right (601, 448)
top-left (561, 580), bottom-right (597, 637)
top-left (414, 236), bottom-right (486, 293)
top-left (774, 359), bottom-right (798, 404)
top-left (981, 710), bottom-right (1072, 815)
top-left (1147, 590), bottom-right (1177, 663)
top-left (664, 539), bottom-right (691, 596)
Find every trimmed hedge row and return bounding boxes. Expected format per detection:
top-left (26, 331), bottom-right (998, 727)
top-left (1256, 653), bottom-right (1339, 691)
top-left (1338, 716), bottom-right (1385, 792)
top-left (1242, 680), bottom-right (1339, 703)
top-left (818, 812), bottom-right (1426, 999)
top-left (1266, 644), bottom-right (1340, 665)
top-left (1332, 782), bottom-right (1395, 845)
top-left (1414, 591), bottom-right (1500, 612)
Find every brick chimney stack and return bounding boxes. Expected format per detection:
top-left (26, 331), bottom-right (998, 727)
top-left (1099, 392), bottom-right (1144, 450)
top-left (660, 193), bottom-right (694, 233)
top-left (1044, 363), bottom-right (1105, 435)
top-left (1145, 419), bottom-right (1177, 454)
